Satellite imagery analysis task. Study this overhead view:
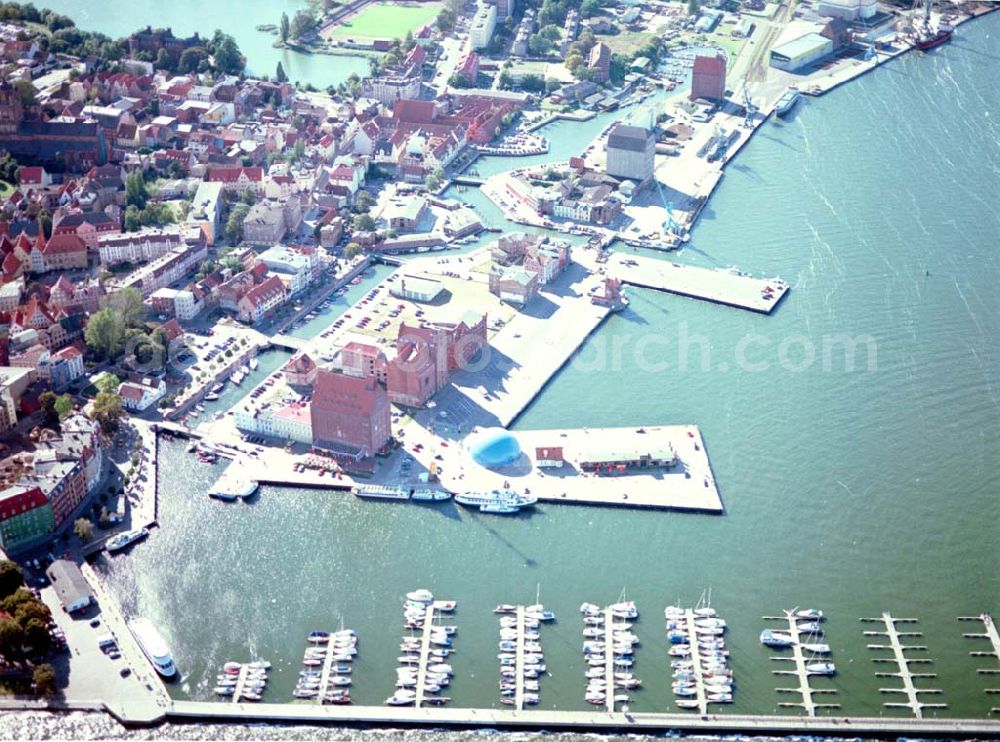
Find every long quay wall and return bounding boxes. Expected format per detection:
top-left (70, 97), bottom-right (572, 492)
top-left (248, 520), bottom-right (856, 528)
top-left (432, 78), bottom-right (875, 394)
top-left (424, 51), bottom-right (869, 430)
top-left (165, 701), bottom-right (1000, 738)
top-left (606, 254), bottom-right (789, 314)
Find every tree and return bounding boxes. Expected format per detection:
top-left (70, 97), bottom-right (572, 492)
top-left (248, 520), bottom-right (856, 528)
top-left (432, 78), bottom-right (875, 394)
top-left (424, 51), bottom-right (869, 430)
top-left (96, 372), bottom-right (121, 394)
top-left (353, 190), bottom-right (375, 212)
top-left (14, 599), bottom-right (50, 630)
top-left (91, 391), bottom-right (123, 436)
top-left (353, 214), bottom-right (375, 232)
top-left (0, 561), bottom-right (23, 598)
top-left (528, 34), bottom-right (553, 56)
top-left (275, 61), bottom-right (288, 83)
top-left (566, 53), bottom-right (584, 72)
top-left (13, 79), bottom-right (35, 108)
top-left (54, 394), bottom-right (73, 420)
top-left (280, 11), bottom-right (290, 43)
top-left (687, 0), bottom-right (700, 15)
top-left (125, 171), bottom-right (148, 209)
top-left (155, 48), bottom-right (172, 71)
top-left (0, 619), bottom-right (24, 657)
top-left (290, 9), bottom-right (316, 39)
top-left (293, 138), bottom-right (305, 162)
top-left (1, 588), bottom-right (33, 616)
top-left (32, 663), bottom-right (56, 697)
top-left (539, 24), bottom-right (561, 42)
top-left (123, 204), bottom-right (140, 232)
top-left (226, 202), bottom-right (250, 243)
top-left (344, 242), bottom-right (363, 259)
top-left (38, 391), bottom-right (60, 430)
top-left (37, 209), bottom-right (52, 239)
top-left (521, 73), bottom-right (546, 92)
top-left (107, 287), bottom-right (145, 328)
top-left (212, 33), bottom-right (245, 75)
top-left (581, 0), bottom-right (601, 17)
top-left (425, 166), bottom-right (445, 192)
top-left (73, 517), bottom-right (94, 542)
top-left (24, 618), bottom-right (51, 654)
top-left (84, 309), bottom-right (125, 358)
top-left (178, 47), bottom-right (208, 74)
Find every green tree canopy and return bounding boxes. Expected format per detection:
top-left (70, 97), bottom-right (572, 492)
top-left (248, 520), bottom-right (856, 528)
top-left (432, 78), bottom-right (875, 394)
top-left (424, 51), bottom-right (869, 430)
top-left (280, 12), bottom-right (290, 43)
top-left (38, 391), bottom-right (60, 430)
top-left (226, 202), bottom-right (251, 243)
top-left (96, 372), bottom-right (121, 394)
top-left (85, 308), bottom-right (126, 359)
top-left (352, 213), bottom-right (375, 232)
top-left (106, 287), bottom-right (145, 328)
top-left (0, 619), bottom-right (24, 657)
top-left (32, 663), bottom-right (56, 697)
top-left (125, 170), bottom-right (148, 209)
top-left (73, 517), bottom-right (94, 542)
top-left (91, 391), bottom-right (124, 436)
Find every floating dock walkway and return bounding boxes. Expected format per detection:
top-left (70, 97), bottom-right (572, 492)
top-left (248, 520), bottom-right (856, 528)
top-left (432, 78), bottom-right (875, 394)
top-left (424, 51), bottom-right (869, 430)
top-left (764, 610), bottom-right (838, 717)
top-left (606, 253), bottom-right (789, 314)
top-left (414, 604), bottom-right (436, 708)
top-left (958, 612), bottom-right (1000, 714)
top-left (681, 610), bottom-right (709, 715)
top-left (602, 607), bottom-right (615, 713)
top-left (862, 613), bottom-right (945, 718)
top-left (231, 666), bottom-right (249, 704)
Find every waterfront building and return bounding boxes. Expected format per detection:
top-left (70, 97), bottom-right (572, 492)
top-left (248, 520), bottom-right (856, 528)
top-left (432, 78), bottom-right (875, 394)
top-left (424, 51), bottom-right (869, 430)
top-left (534, 446), bottom-right (564, 468)
top-left (471, 3), bottom-right (498, 50)
top-left (237, 274), bottom-right (287, 324)
top-left (46, 559), bottom-right (94, 613)
top-left (118, 377), bottom-right (166, 411)
top-left (390, 275), bottom-right (444, 303)
top-left (284, 353), bottom-right (318, 390)
top-left (578, 440), bottom-right (677, 474)
top-left (588, 43), bottom-right (612, 84)
top-left (690, 54), bottom-right (727, 102)
top-left (605, 124), bottom-right (655, 182)
top-left (0, 486), bottom-right (55, 553)
top-left (22, 458), bottom-right (86, 527)
top-left (310, 370), bottom-right (391, 461)
top-left (341, 342), bottom-right (387, 383)
top-left (769, 32), bottom-right (834, 72)
top-left (257, 245), bottom-right (316, 296)
top-left (119, 242), bottom-right (208, 297)
top-left (818, 0), bottom-right (876, 20)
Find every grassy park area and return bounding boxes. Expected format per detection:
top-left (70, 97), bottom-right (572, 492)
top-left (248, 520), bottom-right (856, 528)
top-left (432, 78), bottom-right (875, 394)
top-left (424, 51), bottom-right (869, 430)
top-left (327, 2), bottom-right (442, 42)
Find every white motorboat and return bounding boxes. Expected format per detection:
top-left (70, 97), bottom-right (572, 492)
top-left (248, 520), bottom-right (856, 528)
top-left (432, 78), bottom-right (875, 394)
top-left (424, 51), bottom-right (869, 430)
top-left (411, 489), bottom-right (452, 502)
top-left (406, 589), bottom-right (434, 604)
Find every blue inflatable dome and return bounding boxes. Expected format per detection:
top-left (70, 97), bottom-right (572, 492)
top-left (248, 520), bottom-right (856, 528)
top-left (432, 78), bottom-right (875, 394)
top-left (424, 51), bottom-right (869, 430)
top-left (467, 428), bottom-right (521, 468)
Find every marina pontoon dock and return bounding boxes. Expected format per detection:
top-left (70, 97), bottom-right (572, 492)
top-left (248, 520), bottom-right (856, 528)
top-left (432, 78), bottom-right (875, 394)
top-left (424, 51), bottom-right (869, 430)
top-left (862, 613), bottom-right (945, 718)
top-left (958, 612), bottom-right (1000, 713)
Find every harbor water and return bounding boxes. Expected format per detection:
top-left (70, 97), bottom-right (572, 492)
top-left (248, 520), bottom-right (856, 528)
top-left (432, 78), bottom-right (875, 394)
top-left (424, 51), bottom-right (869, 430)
top-left (33, 0), bottom-right (370, 88)
top-left (13, 10), bottom-right (1000, 740)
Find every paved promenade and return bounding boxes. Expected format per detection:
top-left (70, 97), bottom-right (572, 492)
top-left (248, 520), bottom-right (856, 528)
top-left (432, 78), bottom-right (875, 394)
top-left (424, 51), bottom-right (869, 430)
top-left (166, 700), bottom-right (1000, 736)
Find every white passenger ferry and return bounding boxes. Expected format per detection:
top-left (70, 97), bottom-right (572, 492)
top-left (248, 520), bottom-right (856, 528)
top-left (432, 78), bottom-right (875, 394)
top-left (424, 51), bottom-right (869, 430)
top-left (127, 618), bottom-right (177, 678)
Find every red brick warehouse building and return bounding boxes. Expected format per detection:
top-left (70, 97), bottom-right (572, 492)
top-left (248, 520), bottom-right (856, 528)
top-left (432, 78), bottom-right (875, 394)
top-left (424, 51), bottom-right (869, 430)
top-left (690, 54), bottom-right (727, 103)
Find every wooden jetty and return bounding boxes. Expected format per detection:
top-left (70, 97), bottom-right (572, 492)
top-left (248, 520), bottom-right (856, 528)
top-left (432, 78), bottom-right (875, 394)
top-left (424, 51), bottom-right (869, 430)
top-left (606, 253), bottom-right (789, 314)
top-left (958, 612), bottom-right (1000, 713)
top-left (603, 607), bottom-right (615, 713)
top-left (315, 635), bottom-right (338, 705)
top-left (682, 609), bottom-right (709, 715)
top-left (231, 665), bottom-right (249, 704)
top-left (861, 613), bottom-right (945, 718)
top-left (764, 610), bottom-right (839, 717)
top-left (414, 604), bottom-right (436, 708)
top-left (514, 606), bottom-right (526, 711)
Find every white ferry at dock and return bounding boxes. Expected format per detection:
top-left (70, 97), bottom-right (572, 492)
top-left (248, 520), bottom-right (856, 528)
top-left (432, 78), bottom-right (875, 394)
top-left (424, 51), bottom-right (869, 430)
top-left (127, 618), bottom-right (177, 678)
top-left (454, 489), bottom-right (537, 514)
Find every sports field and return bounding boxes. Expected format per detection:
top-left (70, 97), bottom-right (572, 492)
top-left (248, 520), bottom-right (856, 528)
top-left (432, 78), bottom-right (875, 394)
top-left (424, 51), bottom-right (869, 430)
top-left (328, 2), bottom-right (442, 42)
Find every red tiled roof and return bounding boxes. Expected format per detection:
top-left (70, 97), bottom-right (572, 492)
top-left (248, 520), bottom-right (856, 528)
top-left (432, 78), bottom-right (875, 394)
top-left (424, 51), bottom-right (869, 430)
top-left (42, 234), bottom-right (86, 255)
top-left (208, 166), bottom-right (264, 183)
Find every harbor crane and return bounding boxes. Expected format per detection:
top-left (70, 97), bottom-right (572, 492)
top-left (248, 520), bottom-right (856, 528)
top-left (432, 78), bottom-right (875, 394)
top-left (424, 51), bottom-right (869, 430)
top-left (741, 83), bottom-right (757, 129)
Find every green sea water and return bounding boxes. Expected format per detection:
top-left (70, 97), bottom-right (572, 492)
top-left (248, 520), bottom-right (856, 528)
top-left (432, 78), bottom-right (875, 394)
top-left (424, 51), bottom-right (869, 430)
top-left (42, 7), bottom-right (1000, 736)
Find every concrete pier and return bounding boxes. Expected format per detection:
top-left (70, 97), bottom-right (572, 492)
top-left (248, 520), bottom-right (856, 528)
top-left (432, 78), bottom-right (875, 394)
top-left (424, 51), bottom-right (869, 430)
top-left (514, 607), bottom-right (526, 711)
top-left (165, 701), bottom-right (1000, 736)
top-left (426, 425), bottom-right (723, 513)
top-left (316, 636), bottom-right (338, 705)
top-left (862, 613), bottom-right (945, 718)
top-left (605, 253), bottom-right (789, 314)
